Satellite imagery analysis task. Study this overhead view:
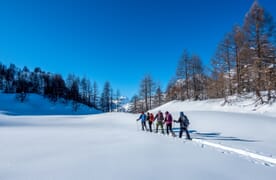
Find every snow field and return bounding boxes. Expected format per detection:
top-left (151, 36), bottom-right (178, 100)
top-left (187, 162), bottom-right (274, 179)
top-left (1, 94), bottom-right (276, 180)
top-left (1, 112), bottom-right (276, 180)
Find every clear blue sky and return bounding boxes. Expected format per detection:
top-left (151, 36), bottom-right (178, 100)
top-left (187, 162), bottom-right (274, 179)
top-left (0, 0), bottom-right (275, 98)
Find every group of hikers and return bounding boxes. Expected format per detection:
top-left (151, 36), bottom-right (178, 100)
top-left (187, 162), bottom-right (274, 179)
top-left (136, 110), bottom-right (192, 140)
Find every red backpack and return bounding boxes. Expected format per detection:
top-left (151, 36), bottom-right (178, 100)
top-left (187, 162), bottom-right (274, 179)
top-left (150, 113), bottom-right (155, 122)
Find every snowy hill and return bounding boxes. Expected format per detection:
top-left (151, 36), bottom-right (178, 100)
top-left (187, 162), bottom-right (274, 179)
top-left (0, 93), bottom-right (101, 115)
top-left (0, 94), bottom-right (276, 179)
top-left (151, 94), bottom-right (276, 118)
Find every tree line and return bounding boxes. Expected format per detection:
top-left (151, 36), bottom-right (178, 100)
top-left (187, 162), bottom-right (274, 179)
top-left (210, 1), bottom-right (276, 103)
top-left (130, 1), bottom-right (276, 113)
top-left (0, 63), bottom-right (121, 112)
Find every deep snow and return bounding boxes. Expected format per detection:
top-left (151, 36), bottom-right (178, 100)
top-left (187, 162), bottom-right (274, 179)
top-left (0, 94), bottom-right (276, 180)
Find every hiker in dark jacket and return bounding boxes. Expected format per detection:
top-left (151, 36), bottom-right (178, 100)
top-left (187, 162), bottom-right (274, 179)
top-left (154, 111), bottom-right (164, 134)
top-left (164, 111), bottom-right (175, 136)
top-left (137, 112), bottom-right (148, 131)
top-left (174, 111), bottom-right (191, 140)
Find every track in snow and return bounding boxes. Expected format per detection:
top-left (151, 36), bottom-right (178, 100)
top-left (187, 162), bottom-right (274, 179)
top-left (191, 139), bottom-right (276, 167)
top-left (150, 129), bottom-right (276, 167)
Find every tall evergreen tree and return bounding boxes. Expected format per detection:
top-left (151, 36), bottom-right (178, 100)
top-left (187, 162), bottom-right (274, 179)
top-left (80, 77), bottom-right (88, 104)
top-left (101, 81), bottom-right (112, 112)
top-left (115, 89), bottom-right (121, 112)
top-left (5, 64), bottom-right (17, 93)
top-left (92, 81), bottom-right (99, 109)
top-left (0, 63), bottom-right (5, 90)
top-left (52, 74), bottom-right (66, 102)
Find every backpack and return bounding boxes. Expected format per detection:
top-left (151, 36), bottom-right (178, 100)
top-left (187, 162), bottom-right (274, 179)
top-left (147, 114), bottom-right (150, 121)
top-left (150, 113), bottom-right (155, 122)
top-left (166, 114), bottom-right (173, 124)
top-left (183, 115), bottom-right (190, 126)
top-left (140, 114), bottom-right (147, 122)
top-left (159, 113), bottom-right (164, 121)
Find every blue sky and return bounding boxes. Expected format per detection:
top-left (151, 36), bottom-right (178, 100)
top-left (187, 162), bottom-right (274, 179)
top-left (0, 0), bottom-right (275, 98)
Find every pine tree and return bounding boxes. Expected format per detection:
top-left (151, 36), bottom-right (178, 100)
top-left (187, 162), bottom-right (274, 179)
top-left (52, 74), bottom-right (66, 102)
top-left (0, 63), bottom-right (5, 90)
top-left (115, 89), bottom-right (121, 112)
top-left (5, 64), bottom-right (16, 93)
top-left (110, 87), bottom-right (113, 112)
top-left (92, 81), bottom-right (99, 109)
top-left (101, 81), bottom-right (112, 112)
top-left (80, 77), bottom-right (88, 104)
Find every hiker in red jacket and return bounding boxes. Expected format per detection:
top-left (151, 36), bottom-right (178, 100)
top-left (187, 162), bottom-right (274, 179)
top-left (147, 112), bottom-right (155, 132)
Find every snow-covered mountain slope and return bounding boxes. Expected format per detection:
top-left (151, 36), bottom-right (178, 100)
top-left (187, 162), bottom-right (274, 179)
top-left (0, 93), bottom-right (100, 115)
top-left (151, 96), bottom-right (276, 117)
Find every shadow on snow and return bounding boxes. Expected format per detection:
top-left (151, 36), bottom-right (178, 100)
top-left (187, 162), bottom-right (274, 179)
top-left (172, 128), bottom-right (258, 142)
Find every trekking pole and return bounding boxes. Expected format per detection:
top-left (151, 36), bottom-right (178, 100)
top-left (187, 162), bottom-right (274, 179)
top-left (136, 120), bottom-right (139, 131)
top-left (173, 120), bottom-right (175, 130)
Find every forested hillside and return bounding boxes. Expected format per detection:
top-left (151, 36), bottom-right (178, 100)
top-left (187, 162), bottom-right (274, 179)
top-left (130, 1), bottom-right (276, 113)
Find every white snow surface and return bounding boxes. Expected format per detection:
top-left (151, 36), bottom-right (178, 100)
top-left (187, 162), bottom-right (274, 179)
top-left (0, 94), bottom-right (276, 180)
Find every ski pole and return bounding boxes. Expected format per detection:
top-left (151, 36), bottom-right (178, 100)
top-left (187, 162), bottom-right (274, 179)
top-left (136, 120), bottom-right (139, 131)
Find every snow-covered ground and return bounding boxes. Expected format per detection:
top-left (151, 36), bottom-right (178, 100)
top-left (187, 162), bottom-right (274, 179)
top-left (0, 94), bottom-right (276, 179)
top-left (154, 95), bottom-right (276, 117)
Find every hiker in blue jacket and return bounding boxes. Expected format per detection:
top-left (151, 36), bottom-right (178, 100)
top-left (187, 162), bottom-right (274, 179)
top-left (174, 111), bottom-right (191, 140)
top-left (137, 112), bottom-right (148, 131)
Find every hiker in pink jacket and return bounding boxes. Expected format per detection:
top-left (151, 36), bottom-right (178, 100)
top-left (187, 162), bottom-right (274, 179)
top-left (164, 111), bottom-right (175, 136)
